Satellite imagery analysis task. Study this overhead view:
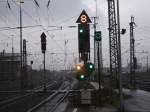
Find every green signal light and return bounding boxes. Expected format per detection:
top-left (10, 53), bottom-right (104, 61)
top-left (89, 65), bottom-right (93, 69)
top-left (86, 63), bottom-right (95, 73)
top-left (80, 74), bottom-right (85, 79)
top-left (77, 73), bottom-right (85, 80)
top-left (79, 29), bottom-right (83, 33)
top-left (76, 73), bottom-right (86, 81)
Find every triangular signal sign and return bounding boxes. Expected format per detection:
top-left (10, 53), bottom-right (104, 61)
top-left (76, 10), bottom-right (92, 24)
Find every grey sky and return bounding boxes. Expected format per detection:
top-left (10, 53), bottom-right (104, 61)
top-left (0, 0), bottom-right (150, 70)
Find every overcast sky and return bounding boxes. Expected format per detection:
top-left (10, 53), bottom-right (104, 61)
top-left (0, 0), bottom-right (150, 70)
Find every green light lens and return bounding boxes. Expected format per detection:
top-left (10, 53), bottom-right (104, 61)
top-left (89, 65), bottom-right (93, 69)
top-left (79, 29), bottom-right (83, 33)
top-left (80, 74), bottom-right (85, 79)
top-left (86, 63), bottom-right (95, 72)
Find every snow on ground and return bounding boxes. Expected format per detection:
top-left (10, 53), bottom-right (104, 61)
top-left (55, 82), bottom-right (150, 112)
top-left (123, 89), bottom-right (150, 112)
top-left (91, 82), bottom-right (150, 112)
top-left (55, 102), bottom-right (69, 112)
top-left (90, 82), bottom-right (99, 90)
top-left (90, 82), bottom-right (104, 90)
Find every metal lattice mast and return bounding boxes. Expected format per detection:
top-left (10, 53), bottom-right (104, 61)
top-left (108, 0), bottom-right (118, 82)
top-left (108, 0), bottom-right (123, 111)
top-left (130, 16), bottom-right (136, 88)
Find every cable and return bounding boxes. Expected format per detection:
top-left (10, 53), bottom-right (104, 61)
top-left (0, 25), bottom-right (42, 31)
top-left (31, 1), bottom-right (65, 52)
top-left (11, 0), bottom-right (38, 25)
top-left (0, 4), bottom-right (19, 37)
top-left (33, 0), bottom-right (39, 7)
top-left (136, 30), bottom-right (150, 41)
top-left (56, 13), bottom-right (79, 25)
top-left (6, 1), bottom-right (18, 22)
top-left (122, 43), bottom-right (141, 55)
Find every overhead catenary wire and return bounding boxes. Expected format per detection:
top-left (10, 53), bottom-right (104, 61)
top-left (7, 0), bottom-right (11, 9)
top-left (33, 0), bottom-right (39, 7)
top-left (136, 30), bottom-right (150, 41)
top-left (3, 0), bottom-right (39, 39)
top-left (32, 1), bottom-right (65, 51)
top-left (11, 0), bottom-right (39, 25)
top-left (0, 0), bottom-right (102, 59)
top-left (0, 3), bottom-right (19, 37)
top-left (0, 25), bottom-right (42, 31)
top-left (47, 0), bottom-right (51, 8)
top-left (32, 0), bottom-right (49, 27)
top-left (46, 0), bottom-right (56, 28)
top-left (32, 1), bottom-right (77, 52)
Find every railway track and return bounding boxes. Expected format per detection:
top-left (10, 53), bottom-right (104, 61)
top-left (0, 81), bottom-right (62, 112)
top-left (27, 80), bottom-right (73, 112)
top-left (122, 72), bottom-right (150, 92)
top-left (0, 91), bottom-right (26, 102)
top-left (0, 81), bottom-right (57, 102)
top-left (27, 91), bottom-right (69, 112)
top-left (0, 81), bottom-right (58, 104)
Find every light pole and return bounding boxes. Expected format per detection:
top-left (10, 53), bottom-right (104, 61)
top-left (10, 35), bottom-right (15, 80)
top-left (94, 0), bottom-right (98, 67)
top-left (30, 60), bottom-right (33, 88)
top-left (116, 0), bottom-right (123, 111)
top-left (18, 0), bottom-right (24, 89)
top-left (10, 35), bottom-right (15, 55)
top-left (147, 55), bottom-right (149, 72)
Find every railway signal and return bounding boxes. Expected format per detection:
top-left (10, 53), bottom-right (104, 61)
top-left (41, 32), bottom-right (46, 53)
top-left (76, 64), bottom-right (82, 71)
top-left (80, 74), bottom-right (85, 79)
top-left (77, 73), bottom-right (86, 81)
top-left (75, 64), bottom-right (86, 81)
top-left (76, 10), bottom-right (91, 62)
top-left (85, 62), bottom-right (95, 73)
top-left (40, 32), bottom-right (47, 91)
top-left (78, 24), bottom-right (90, 53)
top-left (94, 31), bottom-right (101, 41)
top-left (79, 25), bottom-right (84, 33)
top-left (75, 63), bottom-right (95, 81)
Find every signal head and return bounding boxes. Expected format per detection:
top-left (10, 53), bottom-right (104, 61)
top-left (79, 74), bottom-right (85, 80)
top-left (94, 31), bottom-right (101, 41)
top-left (76, 65), bottom-right (81, 70)
top-left (89, 64), bottom-right (94, 69)
top-left (75, 64), bottom-right (83, 71)
top-left (86, 62), bottom-right (95, 72)
top-left (76, 73), bottom-right (86, 81)
top-left (79, 29), bottom-right (84, 33)
top-left (78, 24), bottom-right (85, 34)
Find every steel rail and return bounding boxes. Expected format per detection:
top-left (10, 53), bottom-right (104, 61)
top-left (27, 91), bottom-right (59, 112)
top-left (49, 91), bottom-right (69, 112)
top-left (0, 82), bottom-right (57, 107)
